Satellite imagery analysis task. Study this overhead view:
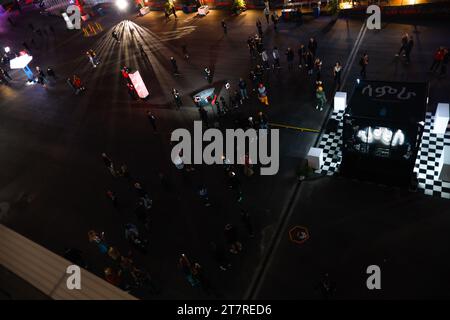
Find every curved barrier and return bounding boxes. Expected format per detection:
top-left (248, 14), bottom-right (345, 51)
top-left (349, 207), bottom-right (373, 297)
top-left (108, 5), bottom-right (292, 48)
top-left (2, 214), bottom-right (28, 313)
top-left (0, 224), bottom-right (137, 300)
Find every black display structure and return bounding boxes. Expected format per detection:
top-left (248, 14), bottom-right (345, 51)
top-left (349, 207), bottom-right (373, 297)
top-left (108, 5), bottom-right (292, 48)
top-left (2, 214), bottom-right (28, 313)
top-left (340, 80), bottom-right (428, 186)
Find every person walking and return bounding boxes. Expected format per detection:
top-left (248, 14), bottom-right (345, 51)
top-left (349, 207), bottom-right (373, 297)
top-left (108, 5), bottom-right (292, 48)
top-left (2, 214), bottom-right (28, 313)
top-left (240, 209), bottom-right (254, 237)
top-left (272, 47), bottom-right (281, 69)
top-left (286, 47), bottom-right (294, 71)
top-left (170, 56), bottom-right (180, 75)
top-left (257, 83), bottom-right (269, 106)
top-left (308, 37), bottom-right (318, 58)
top-left (404, 38), bottom-right (414, 64)
top-left (261, 50), bottom-right (270, 70)
top-left (316, 86), bottom-right (327, 111)
top-left (264, 6), bottom-right (270, 24)
top-left (172, 88), bottom-right (182, 109)
top-left (430, 47), bottom-right (445, 72)
top-left (0, 68), bottom-right (12, 81)
top-left (395, 33), bottom-right (409, 57)
top-left (359, 52), bottom-right (369, 78)
top-left (221, 20), bottom-right (227, 34)
top-left (224, 224), bottom-right (242, 254)
top-left (238, 78), bottom-right (249, 99)
top-left (147, 111), bottom-right (157, 131)
top-left (333, 61), bottom-right (342, 89)
top-left (171, 5), bottom-right (178, 19)
top-left (298, 44), bottom-right (306, 68)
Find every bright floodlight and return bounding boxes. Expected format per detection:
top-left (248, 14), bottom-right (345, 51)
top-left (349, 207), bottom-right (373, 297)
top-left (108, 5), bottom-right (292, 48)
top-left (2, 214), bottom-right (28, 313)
top-left (4, 47), bottom-right (10, 53)
top-left (115, 0), bottom-right (128, 10)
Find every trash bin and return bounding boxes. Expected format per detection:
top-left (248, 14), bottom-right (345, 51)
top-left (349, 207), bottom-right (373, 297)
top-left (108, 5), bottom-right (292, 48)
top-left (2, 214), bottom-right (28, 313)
top-left (313, 6), bottom-right (320, 18)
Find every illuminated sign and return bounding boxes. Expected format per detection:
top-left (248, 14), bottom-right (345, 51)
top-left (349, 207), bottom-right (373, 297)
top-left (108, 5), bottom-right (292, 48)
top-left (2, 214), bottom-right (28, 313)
top-left (129, 71), bottom-right (149, 99)
top-left (362, 84), bottom-right (416, 100)
top-left (357, 127), bottom-right (405, 147)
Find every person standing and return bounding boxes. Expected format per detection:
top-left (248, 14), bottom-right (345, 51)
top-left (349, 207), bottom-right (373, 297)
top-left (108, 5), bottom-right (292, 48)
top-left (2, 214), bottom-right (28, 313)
top-left (204, 67), bottom-right (211, 83)
top-left (0, 68), bottom-right (12, 81)
top-left (182, 44), bottom-right (189, 59)
top-left (264, 6), bottom-right (270, 24)
top-left (249, 71), bottom-right (258, 92)
top-left (36, 66), bottom-right (47, 86)
top-left (404, 38), bottom-right (414, 64)
top-left (170, 56), bottom-right (180, 75)
top-left (172, 88), bottom-right (182, 108)
top-left (316, 86), bottom-right (327, 111)
top-left (333, 61), bottom-right (342, 89)
top-left (308, 37), bottom-right (318, 59)
top-left (298, 44), bottom-right (306, 68)
top-left (272, 47), bottom-right (280, 69)
top-left (198, 185), bottom-right (211, 207)
top-left (395, 33), bottom-right (409, 57)
top-left (430, 47), bottom-right (444, 72)
top-left (46, 67), bottom-right (57, 81)
top-left (238, 78), bottom-right (249, 99)
top-left (256, 20), bottom-right (263, 38)
top-left (247, 37), bottom-right (257, 59)
top-left (106, 190), bottom-right (118, 208)
top-left (209, 242), bottom-right (231, 271)
top-left (359, 52), bottom-right (369, 78)
top-left (261, 50), bottom-right (270, 70)
top-left (228, 171), bottom-right (243, 202)
top-left (271, 11), bottom-right (279, 32)
top-left (286, 47), bottom-right (294, 71)
top-left (258, 111), bottom-right (268, 129)
top-left (221, 20), bottom-right (227, 34)
top-left (439, 48), bottom-right (449, 78)
top-left (112, 30), bottom-right (120, 42)
top-left (147, 111), bottom-right (157, 131)
top-left (314, 58), bottom-right (322, 81)
top-left (102, 153), bottom-right (116, 176)
top-left (257, 83), bottom-right (269, 106)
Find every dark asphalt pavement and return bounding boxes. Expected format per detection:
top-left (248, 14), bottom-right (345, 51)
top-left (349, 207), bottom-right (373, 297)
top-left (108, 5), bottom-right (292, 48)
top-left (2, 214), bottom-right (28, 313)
top-left (1, 5), bottom-right (449, 299)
